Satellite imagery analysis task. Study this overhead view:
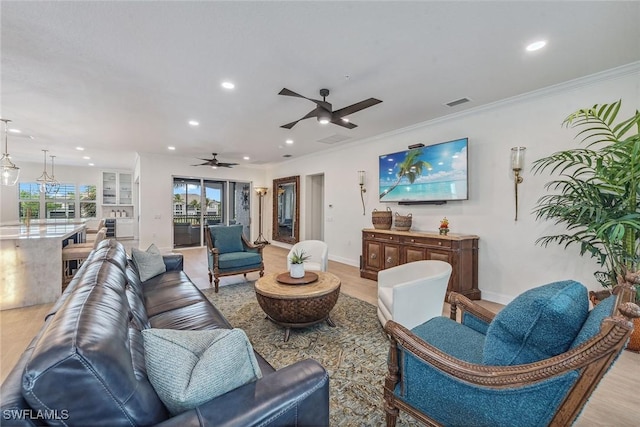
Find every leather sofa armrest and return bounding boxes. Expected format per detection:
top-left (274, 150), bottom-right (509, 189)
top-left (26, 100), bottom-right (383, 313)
top-left (154, 359), bottom-right (329, 427)
top-left (163, 254), bottom-right (184, 272)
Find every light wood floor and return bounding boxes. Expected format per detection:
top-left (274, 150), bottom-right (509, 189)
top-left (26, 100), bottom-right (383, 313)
top-left (2, 244), bottom-right (638, 425)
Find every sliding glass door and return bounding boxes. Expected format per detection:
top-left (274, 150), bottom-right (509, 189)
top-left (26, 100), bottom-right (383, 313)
top-left (172, 177), bottom-right (250, 248)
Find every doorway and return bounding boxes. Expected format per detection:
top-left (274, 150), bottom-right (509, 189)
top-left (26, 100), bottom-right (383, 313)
top-left (172, 177), bottom-right (251, 248)
top-left (305, 174), bottom-right (324, 241)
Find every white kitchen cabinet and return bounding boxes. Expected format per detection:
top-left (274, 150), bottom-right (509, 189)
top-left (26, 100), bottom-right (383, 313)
top-left (102, 171), bottom-right (133, 205)
top-left (116, 218), bottom-right (135, 239)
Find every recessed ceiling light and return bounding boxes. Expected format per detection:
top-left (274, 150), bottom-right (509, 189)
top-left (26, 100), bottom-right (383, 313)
top-left (76, 146), bottom-right (84, 151)
top-left (526, 40), bottom-right (547, 52)
top-left (168, 146), bottom-right (176, 150)
top-left (88, 163), bottom-right (95, 166)
top-left (188, 120), bottom-right (199, 126)
top-left (82, 156), bottom-right (90, 160)
top-left (211, 166), bottom-right (217, 169)
top-left (286, 139), bottom-right (294, 144)
top-left (8, 128), bottom-right (21, 133)
top-left (243, 156), bottom-right (250, 160)
top-left (221, 81), bottom-right (235, 89)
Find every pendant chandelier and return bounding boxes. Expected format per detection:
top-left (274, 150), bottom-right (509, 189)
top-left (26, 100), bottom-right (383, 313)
top-left (0, 118), bottom-right (20, 186)
top-left (36, 149), bottom-right (60, 194)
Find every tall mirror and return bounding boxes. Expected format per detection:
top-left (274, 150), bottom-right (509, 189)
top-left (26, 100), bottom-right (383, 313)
top-left (272, 175), bottom-right (300, 244)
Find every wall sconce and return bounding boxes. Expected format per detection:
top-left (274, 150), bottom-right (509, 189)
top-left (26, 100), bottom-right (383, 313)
top-left (254, 186), bottom-right (269, 245)
top-left (358, 170), bottom-right (366, 215)
top-left (511, 147), bottom-right (526, 221)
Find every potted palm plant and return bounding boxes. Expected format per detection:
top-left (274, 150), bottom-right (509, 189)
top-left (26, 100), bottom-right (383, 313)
top-left (289, 249), bottom-right (310, 279)
top-left (532, 100), bottom-right (640, 349)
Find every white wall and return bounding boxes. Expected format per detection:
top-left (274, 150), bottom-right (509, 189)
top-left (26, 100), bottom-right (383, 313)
top-left (137, 152), bottom-right (269, 251)
top-left (266, 64), bottom-right (640, 303)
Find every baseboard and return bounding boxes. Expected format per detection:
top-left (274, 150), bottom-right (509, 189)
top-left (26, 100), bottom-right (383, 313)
top-left (480, 290), bottom-right (514, 306)
top-left (329, 255), bottom-right (359, 268)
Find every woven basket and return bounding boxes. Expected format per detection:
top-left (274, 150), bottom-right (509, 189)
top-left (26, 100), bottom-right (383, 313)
top-left (372, 207), bottom-right (392, 230)
top-left (394, 212), bottom-right (412, 231)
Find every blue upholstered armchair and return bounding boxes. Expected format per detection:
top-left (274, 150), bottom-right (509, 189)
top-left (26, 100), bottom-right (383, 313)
top-left (383, 280), bottom-right (639, 427)
top-left (205, 224), bottom-right (264, 293)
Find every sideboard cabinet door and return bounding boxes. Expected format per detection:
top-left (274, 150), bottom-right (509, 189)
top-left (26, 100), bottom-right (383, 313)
top-left (361, 229), bottom-right (480, 300)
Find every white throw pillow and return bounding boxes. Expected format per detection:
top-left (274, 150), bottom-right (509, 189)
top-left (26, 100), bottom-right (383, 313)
top-left (131, 244), bottom-right (166, 282)
top-left (142, 328), bottom-right (262, 415)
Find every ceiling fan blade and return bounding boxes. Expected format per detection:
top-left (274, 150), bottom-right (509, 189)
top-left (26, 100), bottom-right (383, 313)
top-left (332, 98), bottom-right (382, 118)
top-left (280, 108), bottom-right (319, 129)
top-left (330, 118), bottom-right (358, 129)
top-left (192, 162), bottom-right (212, 166)
top-left (218, 163), bottom-right (238, 168)
top-left (278, 88), bottom-right (322, 104)
top-left (281, 120), bottom-right (301, 129)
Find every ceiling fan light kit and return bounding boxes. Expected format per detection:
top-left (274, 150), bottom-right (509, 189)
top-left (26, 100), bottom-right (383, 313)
top-left (279, 88), bottom-right (382, 129)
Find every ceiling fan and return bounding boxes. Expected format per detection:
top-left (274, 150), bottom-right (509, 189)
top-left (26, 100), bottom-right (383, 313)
top-left (278, 88), bottom-right (382, 129)
top-left (192, 153), bottom-right (238, 168)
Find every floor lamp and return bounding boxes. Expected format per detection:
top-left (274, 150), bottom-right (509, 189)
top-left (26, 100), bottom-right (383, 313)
top-left (254, 186), bottom-right (269, 245)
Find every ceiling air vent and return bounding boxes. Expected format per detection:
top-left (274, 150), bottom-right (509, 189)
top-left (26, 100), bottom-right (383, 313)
top-left (317, 134), bottom-right (352, 145)
top-left (444, 97), bottom-right (472, 108)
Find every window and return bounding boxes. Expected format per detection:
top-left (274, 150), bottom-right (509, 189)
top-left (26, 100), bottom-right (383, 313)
top-left (79, 184), bottom-right (97, 218)
top-left (18, 183), bottom-right (41, 220)
top-left (46, 184), bottom-right (75, 219)
top-left (18, 182), bottom-right (97, 220)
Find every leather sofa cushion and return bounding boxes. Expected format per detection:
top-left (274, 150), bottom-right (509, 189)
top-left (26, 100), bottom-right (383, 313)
top-left (85, 238), bottom-right (128, 271)
top-left (143, 271), bottom-right (209, 317)
top-left (483, 280), bottom-right (589, 366)
top-left (218, 252), bottom-right (262, 270)
top-left (149, 300), bottom-right (231, 330)
top-left (21, 260), bottom-right (168, 426)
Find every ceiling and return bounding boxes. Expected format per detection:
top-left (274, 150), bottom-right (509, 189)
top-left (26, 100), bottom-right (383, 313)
top-left (1, 1), bottom-right (639, 170)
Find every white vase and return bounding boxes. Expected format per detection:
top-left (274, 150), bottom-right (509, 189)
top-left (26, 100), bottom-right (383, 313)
top-left (290, 263), bottom-right (305, 278)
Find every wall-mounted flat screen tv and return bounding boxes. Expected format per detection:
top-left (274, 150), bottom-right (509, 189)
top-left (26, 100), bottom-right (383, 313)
top-left (379, 137), bottom-right (468, 204)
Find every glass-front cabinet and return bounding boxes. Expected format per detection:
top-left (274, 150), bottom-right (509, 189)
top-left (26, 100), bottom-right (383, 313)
top-left (102, 171), bottom-right (133, 205)
top-left (118, 173), bottom-right (132, 204)
top-left (102, 172), bottom-right (117, 205)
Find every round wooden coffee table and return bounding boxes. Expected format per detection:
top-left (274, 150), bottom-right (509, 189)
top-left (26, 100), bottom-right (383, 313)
top-left (254, 271), bottom-right (341, 342)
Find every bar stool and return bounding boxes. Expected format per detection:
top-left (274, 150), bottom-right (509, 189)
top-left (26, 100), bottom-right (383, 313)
top-left (86, 219), bottom-right (105, 242)
top-left (62, 228), bottom-right (107, 289)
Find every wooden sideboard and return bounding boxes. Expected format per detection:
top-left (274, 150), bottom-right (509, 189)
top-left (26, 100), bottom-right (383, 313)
top-left (360, 228), bottom-right (480, 300)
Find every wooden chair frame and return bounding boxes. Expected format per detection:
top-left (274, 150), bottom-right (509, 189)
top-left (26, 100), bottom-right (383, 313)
top-left (383, 284), bottom-right (639, 427)
top-left (204, 226), bottom-right (265, 293)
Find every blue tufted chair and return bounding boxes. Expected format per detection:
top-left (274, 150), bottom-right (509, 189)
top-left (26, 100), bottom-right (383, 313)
top-left (205, 225), bottom-right (264, 293)
top-left (383, 280), bottom-right (639, 427)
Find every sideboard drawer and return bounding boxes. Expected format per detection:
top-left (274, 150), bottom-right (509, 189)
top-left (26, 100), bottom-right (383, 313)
top-left (401, 236), bottom-right (452, 248)
top-left (366, 232), bottom-right (401, 243)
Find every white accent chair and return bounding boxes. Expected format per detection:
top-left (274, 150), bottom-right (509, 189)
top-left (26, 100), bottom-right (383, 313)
top-left (377, 260), bottom-right (452, 330)
top-left (286, 240), bottom-right (329, 272)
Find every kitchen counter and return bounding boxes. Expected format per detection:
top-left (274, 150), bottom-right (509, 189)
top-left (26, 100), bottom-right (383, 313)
top-left (1, 222), bottom-right (86, 310)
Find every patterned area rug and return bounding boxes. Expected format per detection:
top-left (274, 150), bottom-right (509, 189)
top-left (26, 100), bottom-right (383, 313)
top-left (202, 282), bottom-right (420, 427)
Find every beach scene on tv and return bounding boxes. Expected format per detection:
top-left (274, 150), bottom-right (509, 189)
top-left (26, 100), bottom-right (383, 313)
top-left (379, 138), bottom-right (468, 202)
